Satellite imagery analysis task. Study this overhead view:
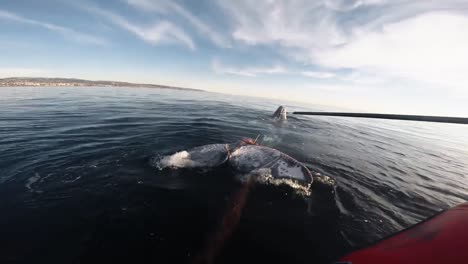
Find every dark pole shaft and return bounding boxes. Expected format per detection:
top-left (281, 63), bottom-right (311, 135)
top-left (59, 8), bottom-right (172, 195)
top-left (292, 112), bottom-right (468, 125)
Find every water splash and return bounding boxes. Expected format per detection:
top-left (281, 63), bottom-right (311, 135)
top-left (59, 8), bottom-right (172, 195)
top-left (236, 168), bottom-right (312, 196)
top-left (25, 172), bottom-right (42, 193)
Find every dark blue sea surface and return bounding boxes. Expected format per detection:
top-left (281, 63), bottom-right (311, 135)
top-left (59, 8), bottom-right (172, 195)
top-left (1, 87), bottom-right (467, 263)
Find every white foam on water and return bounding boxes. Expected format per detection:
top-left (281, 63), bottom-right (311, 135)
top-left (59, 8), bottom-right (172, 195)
top-left (313, 173), bottom-right (336, 186)
top-left (237, 169), bottom-right (311, 196)
top-left (25, 173), bottom-right (41, 192)
top-left (63, 176), bottom-right (82, 183)
top-left (261, 134), bottom-right (281, 144)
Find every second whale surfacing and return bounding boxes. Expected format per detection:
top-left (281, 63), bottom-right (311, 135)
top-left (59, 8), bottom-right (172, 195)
top-left (272, 105), bottom-right (287, 121)
top-left (154, 138), bottom-right (313, 194)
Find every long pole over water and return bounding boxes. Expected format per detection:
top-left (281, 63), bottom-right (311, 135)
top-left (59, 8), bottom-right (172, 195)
top-left (292, 112), bottom-right (468, 125)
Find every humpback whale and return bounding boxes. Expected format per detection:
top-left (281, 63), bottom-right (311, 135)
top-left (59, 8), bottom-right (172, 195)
top-left (272, 105), bottom-right (287, 121)
top-left (154, 106), bottom-right (313, 192)
top-left (155, 138), bottom-right (314, 263)
top-left (155, 138), bottom-right (313, 190)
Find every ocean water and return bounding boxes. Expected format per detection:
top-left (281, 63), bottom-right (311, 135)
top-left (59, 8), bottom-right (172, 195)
top-left (0, 87), bottom-right (467, 264)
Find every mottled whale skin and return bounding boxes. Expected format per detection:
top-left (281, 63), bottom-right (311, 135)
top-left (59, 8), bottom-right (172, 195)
top-left (154, 107), bottom-right (313, 188)
top-left (272, 106), bottom-right (287, 121)
top-left (155, 140), bottom-right (313, 186)
top-left (155, 144), bottom-right (229, 169)
top-left (229, 144), bottom-right (312, 183)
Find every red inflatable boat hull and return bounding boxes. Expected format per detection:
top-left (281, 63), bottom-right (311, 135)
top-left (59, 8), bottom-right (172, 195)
top-left (338, 202), bottom-right (468, 264)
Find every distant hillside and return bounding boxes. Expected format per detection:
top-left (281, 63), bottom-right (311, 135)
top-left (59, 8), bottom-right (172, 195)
top-left (0, 77), bottom-right (204, 92)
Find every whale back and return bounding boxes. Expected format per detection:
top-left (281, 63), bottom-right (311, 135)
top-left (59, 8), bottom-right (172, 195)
top-left (229, 145), bottom-right (313, 184)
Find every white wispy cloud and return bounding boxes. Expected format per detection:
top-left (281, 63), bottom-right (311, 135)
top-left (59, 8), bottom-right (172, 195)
top-left (215, 0), bottom-right (468, 93)
top-left (324, 0), bottom-right (387, 11)
top-left (0, 67), bottom-right (48, 77)
top-left (0, 10), bottom-right (106, 45)
top-left (80, 4), bottom-right (195, 50)
top-left (301, 71), bottom-right (335, 79)
top-left (216, 1), bottom-right (346, 50)
top-left (213, 60), bottom-right (340, 79)
top-left (125, 0), bottom-right (230, 48)
top-left (315, 12), bottom-right (468, 89)
top-left (212, 59), bottom-right (286, 77)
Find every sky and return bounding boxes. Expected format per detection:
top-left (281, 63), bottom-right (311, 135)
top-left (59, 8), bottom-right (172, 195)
top-left (1, 0), bottom-right (468, 116)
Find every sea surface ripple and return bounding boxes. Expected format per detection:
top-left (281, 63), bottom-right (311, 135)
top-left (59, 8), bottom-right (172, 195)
top-left (0, 87), bottom-right (467, 263)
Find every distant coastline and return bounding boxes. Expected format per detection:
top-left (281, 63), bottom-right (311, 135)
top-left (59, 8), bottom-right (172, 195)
top-left (0, 77), bottom-right (204, 92)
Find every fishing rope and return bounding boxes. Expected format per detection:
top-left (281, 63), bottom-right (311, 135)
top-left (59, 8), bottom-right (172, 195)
top-left (193, 177), bottom-right (255, 264)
